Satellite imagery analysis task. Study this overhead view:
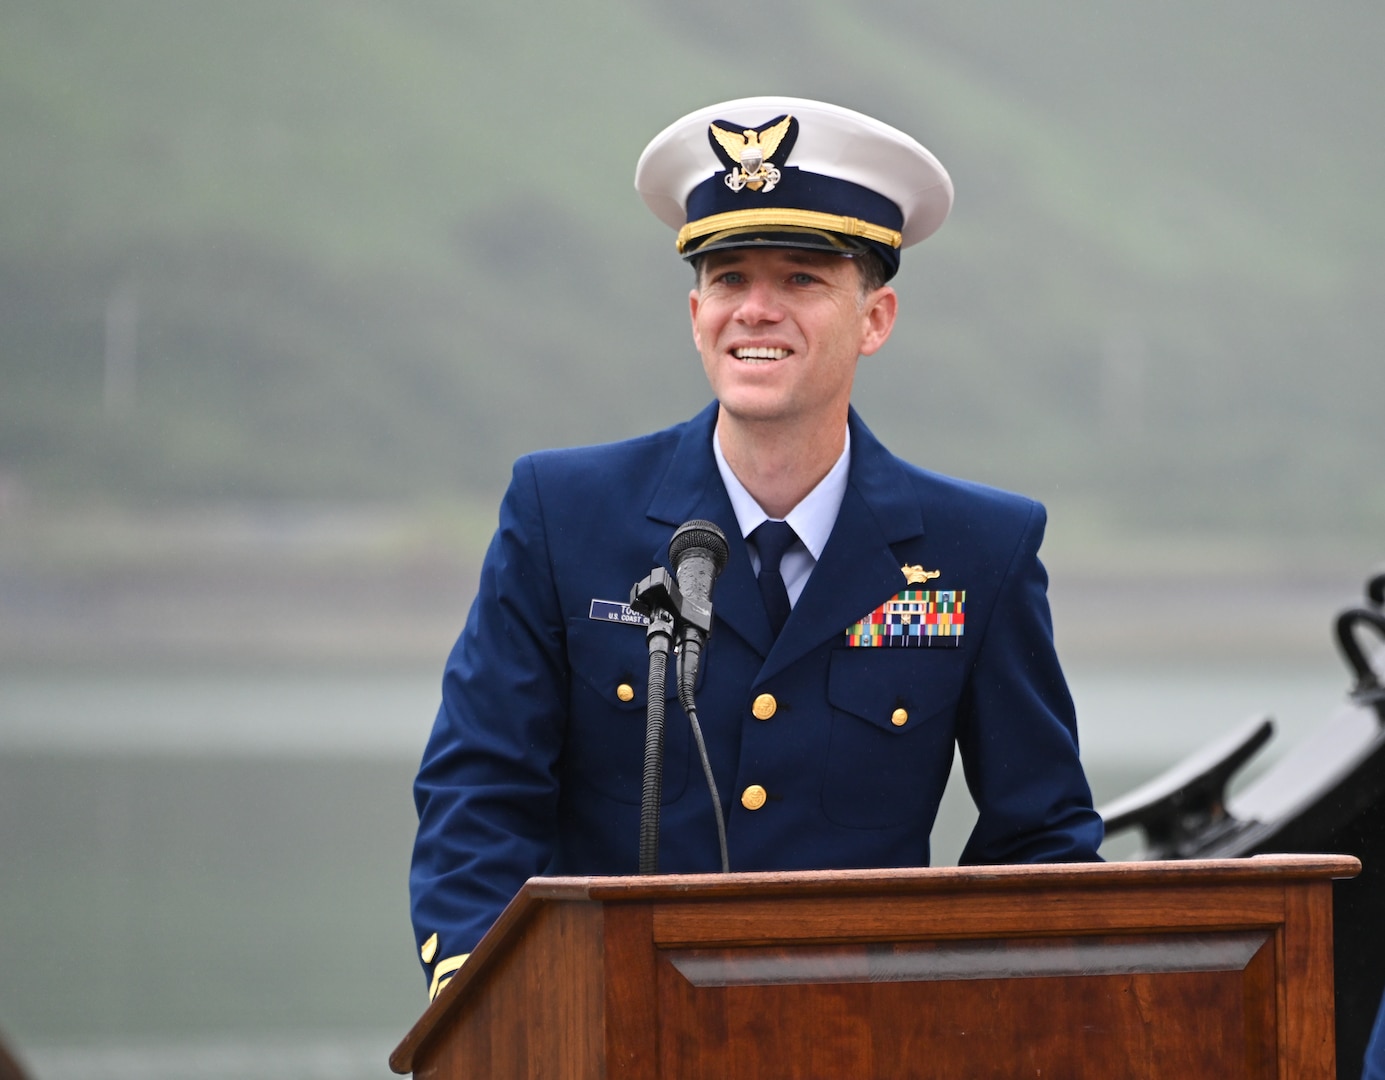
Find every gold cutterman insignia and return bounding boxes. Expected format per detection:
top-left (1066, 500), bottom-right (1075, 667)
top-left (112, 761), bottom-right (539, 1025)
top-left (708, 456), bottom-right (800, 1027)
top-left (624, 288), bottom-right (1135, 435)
top-left (902, 565), bottom-right (941, 585)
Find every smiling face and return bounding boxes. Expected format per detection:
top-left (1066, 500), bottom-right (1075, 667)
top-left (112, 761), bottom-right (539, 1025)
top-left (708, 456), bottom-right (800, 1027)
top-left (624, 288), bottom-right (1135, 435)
top-left (689, 247), bottom-right (897, 441)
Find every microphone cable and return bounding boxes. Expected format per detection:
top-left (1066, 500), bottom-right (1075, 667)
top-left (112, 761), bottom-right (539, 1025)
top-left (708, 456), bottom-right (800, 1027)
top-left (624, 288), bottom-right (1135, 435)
top-left (679, 671), bottom-right (730, 873)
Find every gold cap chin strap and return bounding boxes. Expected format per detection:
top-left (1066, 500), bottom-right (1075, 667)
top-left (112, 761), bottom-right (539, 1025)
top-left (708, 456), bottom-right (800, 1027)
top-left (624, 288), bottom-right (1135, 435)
top-left (677, 208), bottom-right (902, 253)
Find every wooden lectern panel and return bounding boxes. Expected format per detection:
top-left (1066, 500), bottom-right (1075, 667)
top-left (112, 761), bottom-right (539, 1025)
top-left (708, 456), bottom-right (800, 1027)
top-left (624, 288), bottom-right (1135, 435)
top-left (656, 934), bottom-right (1277, 1078)
top-left (392, 856), bottom-right (1357, 1079)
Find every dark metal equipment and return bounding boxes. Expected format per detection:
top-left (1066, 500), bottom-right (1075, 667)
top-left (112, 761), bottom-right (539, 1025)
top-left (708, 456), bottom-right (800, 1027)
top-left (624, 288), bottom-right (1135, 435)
top-left (1100, 568), bottom-right (1385, 1079)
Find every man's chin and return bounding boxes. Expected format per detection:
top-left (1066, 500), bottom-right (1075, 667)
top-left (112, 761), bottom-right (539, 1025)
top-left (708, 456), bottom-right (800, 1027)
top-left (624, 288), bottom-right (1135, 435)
top-left (714, 396), bottom-right (800, 427)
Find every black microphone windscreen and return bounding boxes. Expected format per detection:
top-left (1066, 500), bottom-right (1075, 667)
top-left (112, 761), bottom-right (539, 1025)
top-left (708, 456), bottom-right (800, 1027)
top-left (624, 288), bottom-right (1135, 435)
top-left (669, 520), bottom-right (729, 573)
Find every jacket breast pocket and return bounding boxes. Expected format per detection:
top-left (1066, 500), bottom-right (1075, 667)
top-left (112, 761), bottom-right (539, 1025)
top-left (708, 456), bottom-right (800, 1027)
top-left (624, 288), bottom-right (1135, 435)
top-left (564, 618), bottom-right (690, 805)
top-left (820, 648), bottom-right (966, 830)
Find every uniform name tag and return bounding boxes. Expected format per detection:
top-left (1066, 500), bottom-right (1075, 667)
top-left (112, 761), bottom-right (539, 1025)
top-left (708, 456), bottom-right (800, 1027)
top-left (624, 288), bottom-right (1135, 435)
top-left (589, 599), bottom-right (651, 626)
top-left (845, 589), bottom-right (966, 647)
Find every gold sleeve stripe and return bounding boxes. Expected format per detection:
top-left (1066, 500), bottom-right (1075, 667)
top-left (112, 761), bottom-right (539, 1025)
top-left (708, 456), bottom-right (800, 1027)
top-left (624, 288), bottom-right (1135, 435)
top-left (677, 209), bottom-right (903, 253)
top-left (428, 953), bottom-right (470, 1001)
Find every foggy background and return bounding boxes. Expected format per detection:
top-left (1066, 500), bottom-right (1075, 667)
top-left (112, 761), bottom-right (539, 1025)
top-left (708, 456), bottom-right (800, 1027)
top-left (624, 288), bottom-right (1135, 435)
top-left (1, 3), bottom-right (1381, 1077)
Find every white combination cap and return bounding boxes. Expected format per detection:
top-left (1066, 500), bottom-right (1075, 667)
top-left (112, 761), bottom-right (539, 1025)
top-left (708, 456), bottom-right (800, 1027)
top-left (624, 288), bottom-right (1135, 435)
top-left (634, 96), bottom-right (953, 279)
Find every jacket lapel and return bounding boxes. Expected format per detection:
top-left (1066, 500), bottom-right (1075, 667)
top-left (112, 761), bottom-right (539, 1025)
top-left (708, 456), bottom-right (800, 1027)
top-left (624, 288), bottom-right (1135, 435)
top-left (645, 402), bottom-right (776, 657)
top-left (758, 409), bottom-right (925, 684)
top-left (643, 405), bottom-right (925, 674)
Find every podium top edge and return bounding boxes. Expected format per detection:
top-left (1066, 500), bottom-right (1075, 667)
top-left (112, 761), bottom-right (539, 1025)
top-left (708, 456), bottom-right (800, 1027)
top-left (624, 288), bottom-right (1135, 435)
top-left (522, 854), bottom-right (1361, 901)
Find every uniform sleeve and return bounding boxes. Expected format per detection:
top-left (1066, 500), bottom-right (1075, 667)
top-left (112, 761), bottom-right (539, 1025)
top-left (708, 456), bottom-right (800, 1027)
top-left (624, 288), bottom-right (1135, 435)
top-left (954, 500), bottom-right (1104, 864)
top-left (408, 456), bottom-right (569, 995)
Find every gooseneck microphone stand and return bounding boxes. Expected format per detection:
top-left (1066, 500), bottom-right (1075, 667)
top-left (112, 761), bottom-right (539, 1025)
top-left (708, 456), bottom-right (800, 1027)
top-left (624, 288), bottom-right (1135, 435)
top-left (629, 555), bottom-right (731, 876)
top-left (628, 567), bottom-right (679, 875)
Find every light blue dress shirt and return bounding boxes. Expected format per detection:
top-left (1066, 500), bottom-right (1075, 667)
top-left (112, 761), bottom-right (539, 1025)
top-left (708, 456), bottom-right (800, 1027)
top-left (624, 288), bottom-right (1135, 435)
top-left (712, 425), bottom-right (851, 608)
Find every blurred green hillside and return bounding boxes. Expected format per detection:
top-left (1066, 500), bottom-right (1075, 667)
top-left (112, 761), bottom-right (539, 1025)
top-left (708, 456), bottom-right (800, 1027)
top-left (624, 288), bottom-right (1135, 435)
top-left (3, 1), bottom-right (1382, 551)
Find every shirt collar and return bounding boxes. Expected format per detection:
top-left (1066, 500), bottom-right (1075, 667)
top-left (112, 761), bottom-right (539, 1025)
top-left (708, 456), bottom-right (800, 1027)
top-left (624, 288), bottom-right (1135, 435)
top-left (712, 424), bottom-right (851, 561)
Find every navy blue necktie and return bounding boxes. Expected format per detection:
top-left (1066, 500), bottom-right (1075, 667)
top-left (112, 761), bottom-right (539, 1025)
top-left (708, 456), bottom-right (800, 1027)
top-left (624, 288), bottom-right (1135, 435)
top-left (752, 520), bottom-right (798, 637)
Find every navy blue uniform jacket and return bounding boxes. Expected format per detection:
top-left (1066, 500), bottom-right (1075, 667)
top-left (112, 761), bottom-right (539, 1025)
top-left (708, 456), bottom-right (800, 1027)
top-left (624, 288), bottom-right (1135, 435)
top-left (411, 403), bottom-right (1102, 971)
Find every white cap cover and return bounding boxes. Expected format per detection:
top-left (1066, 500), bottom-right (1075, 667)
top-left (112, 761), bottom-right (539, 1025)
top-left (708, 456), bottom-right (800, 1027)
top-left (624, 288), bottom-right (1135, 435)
top-left (635, 96), bottom-right (953, 276)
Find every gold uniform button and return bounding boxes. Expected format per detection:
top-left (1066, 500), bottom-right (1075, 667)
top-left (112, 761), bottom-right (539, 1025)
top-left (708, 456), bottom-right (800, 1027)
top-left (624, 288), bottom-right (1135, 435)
top-left (751, 693), bottom-right (777, 720)
top-left (741, 784), bottom-right (768, 811)
top-left (616, 683), bottom-right (635, 703)
top-left (891, 708), bottom-right (908, 727)
top-left (420, 932), bottom-right (438, 964)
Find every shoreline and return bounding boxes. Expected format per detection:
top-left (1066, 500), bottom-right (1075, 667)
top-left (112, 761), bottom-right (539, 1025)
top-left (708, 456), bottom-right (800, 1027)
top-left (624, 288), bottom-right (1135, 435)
top-left (1, 563), bottom-right (1362, 670)
top-left (1, 503), bottom-right (1375, 669)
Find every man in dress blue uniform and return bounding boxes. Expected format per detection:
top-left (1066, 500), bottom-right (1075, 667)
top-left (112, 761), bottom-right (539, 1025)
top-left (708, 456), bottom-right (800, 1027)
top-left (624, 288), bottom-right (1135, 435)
top-left (410, 97), bottom-right (1103, 999)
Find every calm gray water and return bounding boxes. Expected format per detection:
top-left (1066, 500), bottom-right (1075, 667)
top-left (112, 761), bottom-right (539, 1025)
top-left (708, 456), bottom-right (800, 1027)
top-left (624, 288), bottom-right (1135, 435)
top-left (0, 660), bottom-right (1353, 1079)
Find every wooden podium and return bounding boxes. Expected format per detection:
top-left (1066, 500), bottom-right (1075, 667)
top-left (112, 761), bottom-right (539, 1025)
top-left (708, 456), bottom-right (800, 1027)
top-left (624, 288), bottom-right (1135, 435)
top-left (391, 855), bottom-right (1358, 1079)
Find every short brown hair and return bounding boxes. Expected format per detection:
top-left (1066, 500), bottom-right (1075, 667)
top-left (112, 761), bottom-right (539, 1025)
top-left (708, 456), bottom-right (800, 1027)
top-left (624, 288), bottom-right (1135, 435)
top-left (849, 250), bottom-right (889, 296)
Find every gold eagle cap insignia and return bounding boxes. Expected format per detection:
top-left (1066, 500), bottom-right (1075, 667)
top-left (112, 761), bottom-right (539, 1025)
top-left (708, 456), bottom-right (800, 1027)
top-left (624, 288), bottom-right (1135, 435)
top-left (902, 565), bottom-right (941, 585)
top-left (709, 114), bottom-right (794, 192)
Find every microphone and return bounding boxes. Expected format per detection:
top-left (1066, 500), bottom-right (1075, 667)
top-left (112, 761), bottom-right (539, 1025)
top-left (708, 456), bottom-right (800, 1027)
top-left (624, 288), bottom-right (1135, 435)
top-left (668, 519), bottom-right (729, 695)
top-left (629, 520), bottom-right (730, 875)
top-left (668, 519), bottom-right (732, 873)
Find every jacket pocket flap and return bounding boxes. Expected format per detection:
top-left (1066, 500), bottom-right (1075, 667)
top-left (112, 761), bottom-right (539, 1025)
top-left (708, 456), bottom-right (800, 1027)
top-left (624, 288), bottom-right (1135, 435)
top-left (827, 648), bottom-right (965, 733)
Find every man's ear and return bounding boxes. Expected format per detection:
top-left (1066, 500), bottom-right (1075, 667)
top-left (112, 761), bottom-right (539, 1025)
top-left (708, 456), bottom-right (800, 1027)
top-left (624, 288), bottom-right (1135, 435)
top-left (859, 286), bottom-right (898, 357)
top-left (689, 288), bottom-right (703, 350)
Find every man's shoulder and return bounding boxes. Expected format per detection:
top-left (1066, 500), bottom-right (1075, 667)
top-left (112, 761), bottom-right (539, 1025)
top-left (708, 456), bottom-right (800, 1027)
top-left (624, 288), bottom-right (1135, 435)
top-left (524, 420), bottom-right (689, 477)
top-left (897, 458), bottom-right (1042, 520)
top-left (850, 409), bottom-right (1040, 520)
top-left (854, 416), bottom-right (1043, 534)
top-left (506, 404), bottom-right (714, 506)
